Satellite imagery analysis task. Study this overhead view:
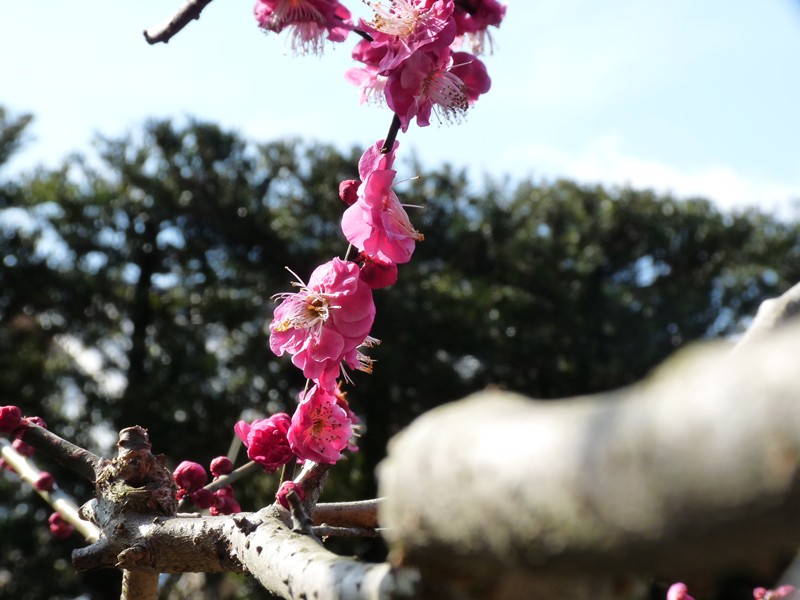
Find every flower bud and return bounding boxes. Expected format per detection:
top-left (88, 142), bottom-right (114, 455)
top-left (0, 405), bottom-right (22, 433)
top-left (209, 456), bottom-right (233, 477)
top-left (12, 438), bottom-right (35, 457)
top-left (34, 471), bottom-right (55, 492)
top-left (25, 416), bottom-right (47, 429)
top-left (173, 461), bottom-right (207, 492)
top-left (190, 488), bottom-right (216, 509)
top-left (276, 481), bottom-right (305, 510)
top-left (48, 512), bottom-right (75, 540)
top-left (338, 179), bottom-right (360, 205)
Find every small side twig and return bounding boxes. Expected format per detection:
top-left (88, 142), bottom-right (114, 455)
top-left (286, 489), bottom-right (316, 538)
top-left (143, 0), bottom-right (216, 45)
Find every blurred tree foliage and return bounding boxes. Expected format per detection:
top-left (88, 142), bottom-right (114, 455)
top-left (1, 106), bottom-right (799, 599)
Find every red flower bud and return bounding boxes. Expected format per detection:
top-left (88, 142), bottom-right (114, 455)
top-left (209, 456), bottom-right (233, 477)
top-left (276, 481), bottom-right (305, 510)
top-left (190, 488), bottom-right (216, 509)
top-left (12, 438), bottom-right (35, 457)
top-left (338, 179), bottom-right (360, 205)
top-left (173, 461), bottom-right (207, 492)
top-left (48, 512), bottom-right (75, 540)
top-left (0, 405), bottom-right (22, 433)
top-left (34, 471), bottom-right (55, 492)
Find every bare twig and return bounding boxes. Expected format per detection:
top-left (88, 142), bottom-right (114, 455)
top-left (143, 0), bottom-right (216, 45)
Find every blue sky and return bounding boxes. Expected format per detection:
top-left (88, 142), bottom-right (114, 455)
top-left (2, 0), bottom-right (799, 213)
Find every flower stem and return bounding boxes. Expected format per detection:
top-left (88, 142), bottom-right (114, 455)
top-left (381, 114), bottom-right (402, 154)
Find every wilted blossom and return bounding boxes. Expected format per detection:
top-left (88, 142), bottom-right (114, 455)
top-left (48, 512), bottom-right (74, 540)
top-left (269, 258), bottom-right (376, 390)
top-left (0, 405), bottom-right (22, 433)
top-left (667, 583), bottom-right (695, 600)
top-left (234, 414), bottom-right (294, 472)
top-left (341, 141), bottom-right (423, 264)
top-left (288, 384), bottom-right (354, 464)
top-left (173, 461), bottom-right (208, 492)
top-left (254, 0), bottom-right (352, 54)
top-left (275, 480), bottom-right (305, 509)
top-left (359, 0), bottom-right (456, 73)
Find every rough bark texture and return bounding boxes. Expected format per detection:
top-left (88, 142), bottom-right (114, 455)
top-left (378, 317), bottom-right (800, 597)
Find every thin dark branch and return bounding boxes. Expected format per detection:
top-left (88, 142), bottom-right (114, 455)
top-left (20, 423), bottom-right (105, 482)
top-left (380, 114), bottom-right (402, 154)
top-left (143, 0), bottom-right (216, 45)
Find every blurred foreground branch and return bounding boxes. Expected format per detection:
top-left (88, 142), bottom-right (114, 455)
top-left (377, 285), bottom-right (800, 599)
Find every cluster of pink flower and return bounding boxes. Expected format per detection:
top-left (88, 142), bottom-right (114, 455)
top-left (348, 0), bottom-right (503, 131)
top-left (235, 1), bottom-right (505, 472)
top-left (173, 457), bottom-right (241, 515)
top-left (252, 0), bottom-right (503, 131)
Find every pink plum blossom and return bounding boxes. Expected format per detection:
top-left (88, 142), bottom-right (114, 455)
top-left (254, 0), bottom-right (352, 54)
top-left (384, 47), bottom-right (470, 131)
top-left (450, 51), bottom-right (491, 102)
top-left (453, 0), bottom-right (506, 54)
top-left (358, 252), bottom-right (399, 289)
top-left (234, 413), bottom-right (294, 472)
top-left (359, 0), bottom-right (456, 73)
top-left (342, 169), bottom-right (423, 263)
top-left (288, 384), bottom-right (353, 464)
top-left (667, 583), bottom-right (695, 600)
top-left (341, 141), bottom-right (423, 265)
top-left (269, 258), bottom-right (376, 390)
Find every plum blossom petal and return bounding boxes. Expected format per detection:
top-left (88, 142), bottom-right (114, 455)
top-left (269, 258), bottom-right (376, 389)
top-left (288, 384), bottom-right (353, 464)
top-left (453, 0), bottom-right (506, 54)
top-left (385, 48), bottom-right (469, 131)
top-left (234, 413), bottom-right (294, 472)
top-left (254, 0), bottom-right (353, 54)
top-left (360, 0), bottom-right (456, 73)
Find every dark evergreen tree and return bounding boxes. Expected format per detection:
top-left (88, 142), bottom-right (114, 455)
top-left (1, 108), bottom-right (799, 598)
